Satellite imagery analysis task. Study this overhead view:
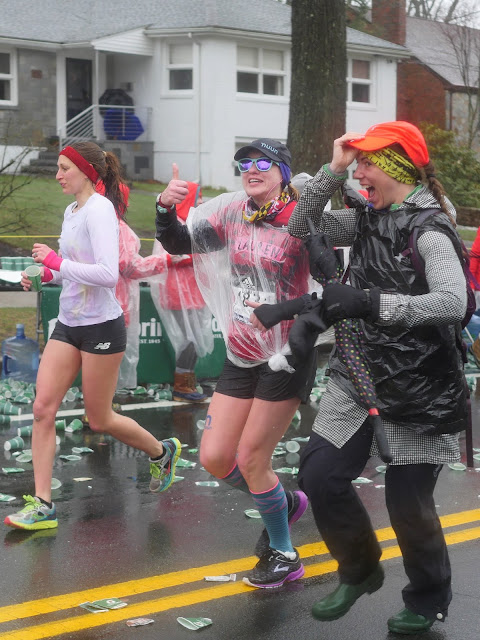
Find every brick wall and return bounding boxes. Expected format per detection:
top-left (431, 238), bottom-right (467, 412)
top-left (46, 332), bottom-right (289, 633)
top-left (371, 0), bottom-right (406, 45)
top-left (397, 60), bottom-right (447, 128)
top-left (0, 49), bottom-right (57, 146)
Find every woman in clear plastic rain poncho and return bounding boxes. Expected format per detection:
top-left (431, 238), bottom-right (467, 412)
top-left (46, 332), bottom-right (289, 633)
top-left (96, 181), bottom-right (183, 391)
top-left (155, 139), bottom-right (317, 589)
top-left (149, 167), bottom-right (212, 402)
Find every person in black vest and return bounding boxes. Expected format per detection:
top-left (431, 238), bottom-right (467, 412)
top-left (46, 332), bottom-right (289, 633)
top-left (287, 121), bottom-right (468, 635)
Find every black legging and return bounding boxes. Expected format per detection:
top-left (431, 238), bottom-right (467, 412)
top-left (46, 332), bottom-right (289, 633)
top-left (298, 420), bottom-right (452, 620)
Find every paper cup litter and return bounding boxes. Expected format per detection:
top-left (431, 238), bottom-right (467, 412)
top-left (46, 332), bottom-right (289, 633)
top-left (4, 437), bottom-right (25, 451)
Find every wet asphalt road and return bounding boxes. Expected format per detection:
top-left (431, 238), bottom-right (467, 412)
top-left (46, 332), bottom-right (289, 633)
top-left (0, 369), bottom-right (480, 640)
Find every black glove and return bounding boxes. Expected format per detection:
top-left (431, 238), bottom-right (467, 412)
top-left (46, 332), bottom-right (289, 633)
top-left (288, 296), bottom-right (331, 363)
top-left (342, 182), bottom-right (367, 209)
top-left (253, 294), bottom-right (310, 329)
top-left (304, 230), bottom-right (339, 282)
top-left (322, 283), bottom-right (380, 322)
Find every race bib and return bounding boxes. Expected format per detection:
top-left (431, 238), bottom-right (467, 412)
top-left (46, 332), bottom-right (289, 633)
top-left (232, 280), bottom-right (276, 323)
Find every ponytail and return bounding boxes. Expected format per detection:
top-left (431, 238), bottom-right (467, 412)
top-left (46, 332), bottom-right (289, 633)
top-left (419, 162), bottom-right (470, 261)
top-left (102, 151), bottom-right (128, 220)
top-left (419, 162), bottom-right (455, 227)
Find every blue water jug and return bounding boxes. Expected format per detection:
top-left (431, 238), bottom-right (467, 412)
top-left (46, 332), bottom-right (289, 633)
top-left (1, 324), bottom-right (39, 383)
top-left (465, 312), bottom-right (480, 340)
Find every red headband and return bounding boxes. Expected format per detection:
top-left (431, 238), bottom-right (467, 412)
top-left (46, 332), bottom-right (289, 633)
top-left (59, 146), bottom-right (100, 183)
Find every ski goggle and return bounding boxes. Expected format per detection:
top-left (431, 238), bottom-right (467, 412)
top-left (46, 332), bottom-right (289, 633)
top-left (237, 157), bottom-right (279, 173)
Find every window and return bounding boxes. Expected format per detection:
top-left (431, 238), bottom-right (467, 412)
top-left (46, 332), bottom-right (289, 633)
top-left (0, 50), bottom-right (16, 105)
top-left (347, 58), bottom-right (372, 104)
top-left (168, 44), bottom-right (193, 91)
top-left (237, 46), bottom-right (285, 96)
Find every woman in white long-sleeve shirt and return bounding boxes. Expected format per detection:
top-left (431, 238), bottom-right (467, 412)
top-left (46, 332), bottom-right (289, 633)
top-left (4, 142), bottom-right (180, 532)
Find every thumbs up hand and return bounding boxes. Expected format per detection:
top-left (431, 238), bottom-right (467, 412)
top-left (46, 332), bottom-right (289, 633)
top-left (158, 162), bottom-right (189, 207)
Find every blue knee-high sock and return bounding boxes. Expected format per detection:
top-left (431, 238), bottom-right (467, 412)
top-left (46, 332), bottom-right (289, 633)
top-left (251, 480), bottom-right (293, 554)
top-left (220, 463), bottom-right (249, 493)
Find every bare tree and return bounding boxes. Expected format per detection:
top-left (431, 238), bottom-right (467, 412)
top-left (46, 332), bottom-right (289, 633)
top-left (407, 0), bottom-right (480, 24)
top-left (347, 0), bottom-right (479, 25)
top-left (288, 0), bottom-right (347, 175)
top-left (0, 118), bottom-right (34, 235)
top-left (438, 19), bottom-right (480, 147)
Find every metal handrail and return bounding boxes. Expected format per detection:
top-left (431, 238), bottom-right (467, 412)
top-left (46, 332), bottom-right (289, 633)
top-left (58, 104), bottom-right (151, 148)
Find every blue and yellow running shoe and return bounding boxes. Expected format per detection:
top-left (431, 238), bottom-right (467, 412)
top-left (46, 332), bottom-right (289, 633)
top-left (149, 437), bottom-right (181, 493)
top-left (4, 495), bottom-right (58, 530)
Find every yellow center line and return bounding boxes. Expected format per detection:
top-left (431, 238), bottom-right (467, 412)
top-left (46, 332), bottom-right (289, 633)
top-left (0, 508), bottom-right (478, 626)
top-left (1, 525), bottom-right (480, 640)
top-left (0, 509), bottom-right (478, 639)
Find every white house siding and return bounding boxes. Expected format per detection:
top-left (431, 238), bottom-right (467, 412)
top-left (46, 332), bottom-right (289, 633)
top-left (150, 36), bottom-right (402, 190)
top-left (93, 28), bottom-right (154, 57)
top-left (346, 57), bottom-right (399, 133)
top-left (150, 35), bottom-right (292, 190)
top-left (150, 37), bottom-right (202, 185)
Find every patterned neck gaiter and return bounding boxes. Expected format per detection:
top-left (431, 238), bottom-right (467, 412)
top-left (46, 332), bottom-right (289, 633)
top-left (242, 190), bottom-right (291, 223)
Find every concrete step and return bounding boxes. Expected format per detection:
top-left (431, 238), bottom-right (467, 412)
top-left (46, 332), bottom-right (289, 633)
top-left (22, 164), bottom-right (57, 175)
top-left (22, 149), bottom-right (58, 175)
top-left (29, 157), bottom-right (58, 167)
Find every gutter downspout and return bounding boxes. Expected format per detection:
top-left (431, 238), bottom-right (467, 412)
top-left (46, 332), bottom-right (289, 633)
top-left (94, 49), bottom-right (100, 141)
top-left (192, 37), bottom-right (202, 184)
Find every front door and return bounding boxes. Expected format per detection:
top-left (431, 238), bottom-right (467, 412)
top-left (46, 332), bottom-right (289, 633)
top-left (66, 58), bottom-right (92, 135)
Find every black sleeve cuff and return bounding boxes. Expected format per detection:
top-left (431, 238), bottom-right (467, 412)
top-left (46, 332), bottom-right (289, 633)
top-left (367, 287), bottom-right (381, 322)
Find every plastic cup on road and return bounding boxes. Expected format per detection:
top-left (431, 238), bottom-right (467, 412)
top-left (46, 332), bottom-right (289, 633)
top-left (285, 440), bottom-right (300, 453)
top-left (63, 389), bottom-right (77, 402)
top-left (4, 437), bottom-right (25, 451)
top-left (13, 394), bottom-right (31, 404)
top-left (285, 452), bottom-right (300, 466)
top-left (155, 389), bottom-right (172, 400)
top-left (130, 386), bottom-right (147, 395)
top-left (290, 410), bottom-right (301, 426)
top-left (51, 478), bottom-right (62, 490)
top-left (0, 415), bottom-right (11, 425)
top-left (24, 264), bottom-right (42, 292)
top-left (16, 452), bottom-right (32, 463)
top-left (55, 419), bottom-right (66, 431)
top-left (65, 418), bottom-right (83, 433)
top-left (177, 617), bottom-right (212, 631)
top-left (0, 401), bottom-right (21, 416)
top-left (17, 425), bottom-right (33, 437)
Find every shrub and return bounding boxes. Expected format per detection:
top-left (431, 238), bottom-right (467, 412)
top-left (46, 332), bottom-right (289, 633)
top-left (420, 123), bottom-right (480, 208)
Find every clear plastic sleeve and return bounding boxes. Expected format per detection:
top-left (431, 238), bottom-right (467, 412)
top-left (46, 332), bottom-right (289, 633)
top-left (187, 191), bottom-right (311, 369)
top-left (116, 220), bottom-right (170, 388)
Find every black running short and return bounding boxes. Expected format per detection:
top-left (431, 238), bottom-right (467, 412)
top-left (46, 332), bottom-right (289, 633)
top-left (214, 350), bottom-right (318, 403)
top-left (50, 316), bottom-right (127, 354)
